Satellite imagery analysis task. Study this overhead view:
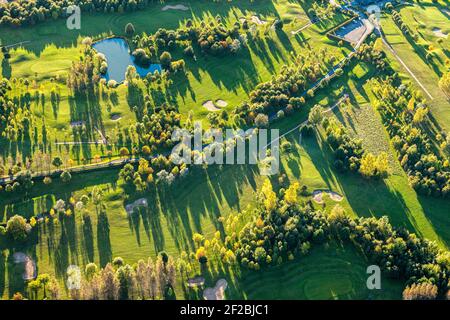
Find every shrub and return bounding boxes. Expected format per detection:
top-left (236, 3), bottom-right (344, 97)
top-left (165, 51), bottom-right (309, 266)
top-left (254, 113), bottom-right (269, 128)
top-left (60, 170), bottom-right (72, 183)
top-left (125, 23), bottom-right (135, 36)
top-left (160, 51), bottom-right (172, 69)
top-left (6, 215), bottom-right (29, 242)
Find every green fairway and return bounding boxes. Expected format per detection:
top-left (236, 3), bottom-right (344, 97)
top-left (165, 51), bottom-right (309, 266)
top-left (0, 0), bottom-right (350, 166)
top-left (229, 243), bottom-right (403, 300)
top-left (380, 4), bottom-right (450, 131)
top-left (0, 0), bottom-right (449, 301)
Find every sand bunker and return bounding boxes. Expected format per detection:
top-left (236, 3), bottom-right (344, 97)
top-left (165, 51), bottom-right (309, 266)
top-left (203, 279), bottom-right (228, 300)
top-left (215, 99), bottom-right (228, 108)
top-left (162, 4), bottom-right (189, 11)
top-left (187, 276), bottom-right (205, 288)
top-left (432, 28), bottom-right (448, 38)
top-left (203, 100), bottom-right (228, 111)
top-left (203, 100), bottom-right (220, 112)
top-left (13, 252), bottom-right (37, 281)
top-left (251, 15), bottom-right (266, 25)
top-left (312, 190), bottom-right (344, 204)
top-left (111, 114), bottom-right (122, 121)
top-left (125, 198), bottom-right (148, 215)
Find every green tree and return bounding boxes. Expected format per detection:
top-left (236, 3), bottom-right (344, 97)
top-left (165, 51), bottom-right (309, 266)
top-left (308, 104), bottom-right (323, 126)
top-left (52, 156), bottom-right (63, 168)
top-left (37, 274), bottom-right (51, 298)
top-left (160, 51), bottom-right (172, 69)
top-left (125, 23), bottom-right (135, 37)
top-left (60, 170), bottom-right (72, 183)
top-left (6, 215), bottom-right (28, 242)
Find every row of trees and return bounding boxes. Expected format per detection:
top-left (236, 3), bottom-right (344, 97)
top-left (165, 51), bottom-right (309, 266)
top-left (119, 155), bottom-right (189, 192)
top-left (371, 78), bottom-right (450, 197)
top-left (132, 16), bottom-right (246, 64)
top-left (0, 0), bottom-right (151, 27)
top-left (0, 78), bottom-right (31, 141)
top-left (233, 50), bottom-right (341, 126)
top-left (229, 179), bottom-right (450, 299)
top-left (74, 254), bottom-right (177, 300)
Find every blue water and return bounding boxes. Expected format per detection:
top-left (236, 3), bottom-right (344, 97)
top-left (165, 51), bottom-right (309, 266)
top-left (92, 37), bottom-right (161, 83)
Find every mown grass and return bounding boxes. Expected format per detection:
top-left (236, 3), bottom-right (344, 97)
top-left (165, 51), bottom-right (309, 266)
top-left (228, 243), bottom-right (404, 300)
top-left (0, 0), bottom-right (448, 300)
top-left (0, 0), bottom-right (350, 166)
top-left (380, 3), bottom-right (450, 131)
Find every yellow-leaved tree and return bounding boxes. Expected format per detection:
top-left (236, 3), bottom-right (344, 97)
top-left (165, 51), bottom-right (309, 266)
top-left (261, 179), bottom-right (277, 212)
top-left (439, 71), bottom-right (450, 98)
top-left (284, 182), bottom-right (300, 205)
top-left (413, 107), bottom-right (428, 124)
top-left (359, 152), bottom-right (389, 178)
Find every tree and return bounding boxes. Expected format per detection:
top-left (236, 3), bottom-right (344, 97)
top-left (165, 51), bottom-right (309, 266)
top-left (119, 147), bottom-right (130, 157)
top-left (52, 156), bottom-right (63, 168)
top-left (403, 282), bottom-right (438, 300)
top-left (359, 152), bottom-right (388, 178)
top-left (116, 264), bottom-right (134, 300)
top-left (284, 182), bottom-right (300, 205)
top-left (308, 104), bottom-right (323, 126)
top-left (254, 113), bottom-right (269, 128)
top-left (192, 233), bottom-right (205, 247)
top-left (28, 280), bottom-right (42, 300)
top-left (413, 107), bottom-right (428, 124)
top-left (85, 263), bottom-right (98, 280)
top-left (6, 215), bottom-right (29, 242)
top-left (101, 264), bottom-right (119, 300)
top-left (261, 179), bottom-right (277, 212)
top-left (160, 51), bottom-right (172, 69)
top-left (60, 170), bottom-right (72, 183)
top-left (37, 274), bottom-right (51, 298)
top-left (254, 247), bottom-right (267, 264)
top-left (125, 23), bottom-right (135, 37)
top-left (439, 71), bottom-right (450, 98)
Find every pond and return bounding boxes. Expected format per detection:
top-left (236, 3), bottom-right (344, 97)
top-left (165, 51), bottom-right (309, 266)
top-left (92, 37), bottom-right (161, 83)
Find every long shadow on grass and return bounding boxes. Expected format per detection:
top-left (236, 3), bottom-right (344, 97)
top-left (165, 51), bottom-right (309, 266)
top-left (82, 216), bottom-right (95, 263)
top-left (302, 133), bottom-right (417, 232)
top-left (417, 196), bottom-right (450, 248)
top-left (97, 211), bottom-right (112, 267)
top-left (126, 164), bottom-right (259, 253)
top-left (0, 252), bottom-right (5, 297)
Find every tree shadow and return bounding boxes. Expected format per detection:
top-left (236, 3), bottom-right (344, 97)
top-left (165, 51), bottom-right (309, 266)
top-left (97, 211), bottom-right (112, 268)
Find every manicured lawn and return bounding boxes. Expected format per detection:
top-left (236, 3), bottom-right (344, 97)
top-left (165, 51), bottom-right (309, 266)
top-left (0, 0), bottom-right (448, 301)
top-left (380, 3), bottom-right (450, 131)
top-left (227, 243), bottom-right (403, 300)
top-left (0, 0), bottom-right (350, 166)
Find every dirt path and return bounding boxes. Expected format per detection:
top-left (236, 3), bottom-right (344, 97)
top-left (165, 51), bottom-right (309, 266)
top-left (291, 21), bottom-right (314, 35)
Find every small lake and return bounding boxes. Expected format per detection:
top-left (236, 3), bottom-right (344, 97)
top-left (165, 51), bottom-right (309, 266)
top-left (92, 37), bottom-right (161, 83)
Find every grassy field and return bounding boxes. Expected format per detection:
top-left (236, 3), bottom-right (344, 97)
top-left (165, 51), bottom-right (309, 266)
top-left (229, 243), bottom-right (404, 300)
top-left (2, 57), bottom-right (448, 299)
top-left (380, 3), bottom-right (450, 131)
top-left (0, 0), bottom-right (350, 167)
top-left (0, 0), bottom-right (449, 300)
